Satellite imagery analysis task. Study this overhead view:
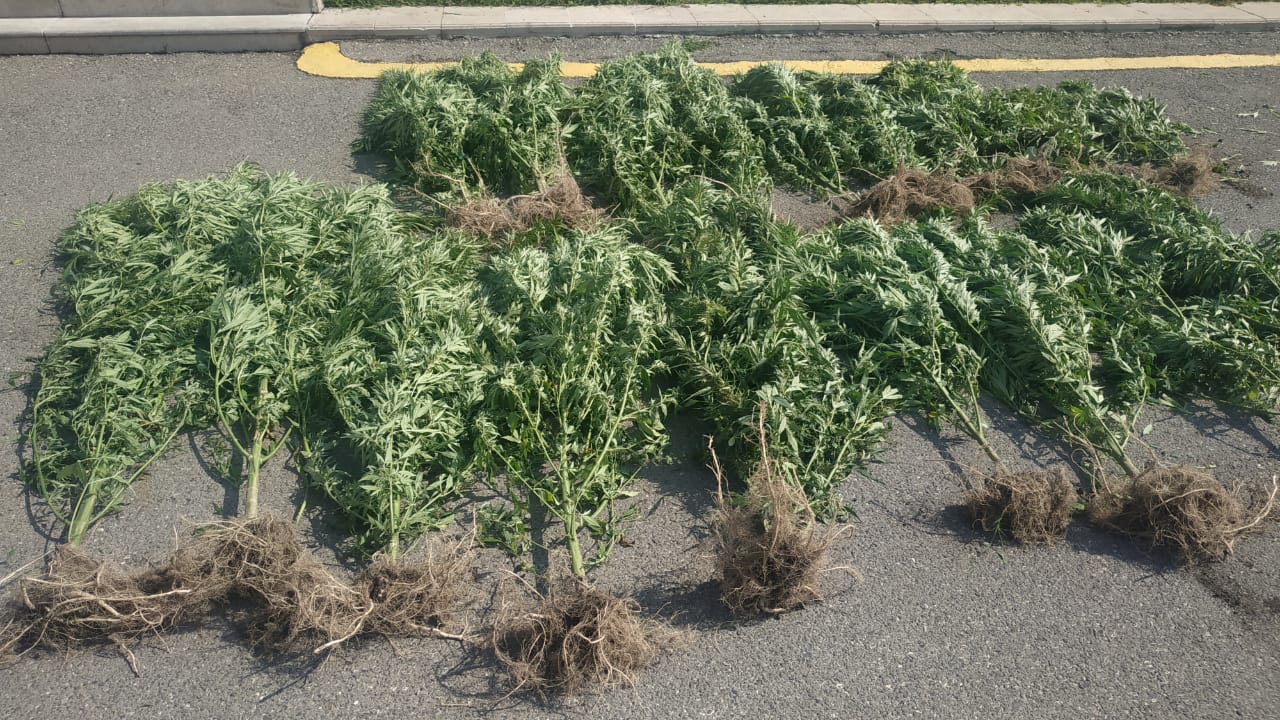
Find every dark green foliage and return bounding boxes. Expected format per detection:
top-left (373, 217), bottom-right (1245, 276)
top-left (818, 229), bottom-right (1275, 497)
top-left (31, 166), bottom-right (442, 544)
top-left (569, 43), bottom-right (768, 211)
top-left (356, 55), bottom-right (571, 195)
top-left (477, 227), bottom-right (676, 575)
top-left (864, 61), bottom-right (1187, 173)
top-left (652, 182), bottom-right (899, 518)
top-left (730, 64), bottom-right (914, 193)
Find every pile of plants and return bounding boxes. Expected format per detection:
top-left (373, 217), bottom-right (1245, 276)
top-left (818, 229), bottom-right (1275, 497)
top-left (6, 49), bottom-right (1280, 694)
top-left (358, 45), bottom-right (1191, 201)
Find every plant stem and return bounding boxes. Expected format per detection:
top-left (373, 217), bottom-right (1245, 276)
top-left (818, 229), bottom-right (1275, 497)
top-left (560, 469), bottom-right (586, 579)
top-left (245, 426), bottom-right (263, 519)
top-left (66, 486), bottom-right (98, 545)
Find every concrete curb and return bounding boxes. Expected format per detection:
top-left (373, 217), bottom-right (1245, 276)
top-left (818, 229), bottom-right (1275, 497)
top-left (1, 3), bottom-right (1278, 55)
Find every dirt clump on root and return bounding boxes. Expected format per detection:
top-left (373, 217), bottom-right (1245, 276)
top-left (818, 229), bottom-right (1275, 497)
top-left (1112, 148), bottom-right (1218, 197)
top-left (964, 468), bottom-right (1078, 545)
top-left (494, 582), bottom-right (668, 695)
top-left (709, 409), bottom-right (836, 617)
top-left (356, 545), bottom-right (471, 638)
top-left (1088, 466), bottom-right (1277, 562)
top-left (448, 175), bottom-right (602, 238)
top-left (0, 515), bottom-right (473, 665)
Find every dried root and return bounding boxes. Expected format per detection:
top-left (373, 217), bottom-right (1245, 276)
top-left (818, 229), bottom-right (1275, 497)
top-left (835, 167), bottom-right (975, 225)
top-left (0, 515), bottom-right (473, 665)
top-left (966, 156), bottom-right (1064, 200)
top-left (494, 582), bottom-right (666, 695)
top-left (965, 468), bottom-right (1078, 545)
top-left (448, 175), bottom-right (602, 238)
top-left (1111, 148), bottom-right (1218, 197)
top-left (709, 407), bottom-right (835, 616)
top-left (1088, 466), bottom-right (1277, 562)
top-left (356, 543), bottom-right (471, 639)
top-left (835, 157), bottom-right (1068, 225)
top-left (0, 547), bottom-right (194, 664)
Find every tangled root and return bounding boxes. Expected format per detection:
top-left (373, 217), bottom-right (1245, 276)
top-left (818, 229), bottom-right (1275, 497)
top-left (0, 547), bottom-right (194, 668)
top-left (1112, 148), bottom-right (1218, 197)
top-left (357, 543), bottom-right (470, 638)
top-left (1088, 466), bottom-right (1277, 562)
top-left (965, 469), bottom-right (1078, 545)
top-left (0, 516), bottom-right (473, 665)
top-left (966, 156), bottom-right (1064, 200)
top-left (709, 407), bottom-right (835, 617)
top-left (494, 582), bottom-right (666, 695)
top-left (835, 167), bottom-right (975, 225)
top-left (448, 175), bottom-right (602, 238)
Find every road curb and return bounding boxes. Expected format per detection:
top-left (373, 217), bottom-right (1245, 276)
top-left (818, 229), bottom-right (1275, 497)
top-left (1, 3), bottom-right (1278, 55)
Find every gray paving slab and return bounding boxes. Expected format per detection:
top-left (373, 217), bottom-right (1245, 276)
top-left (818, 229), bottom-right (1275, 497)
top-left (862, 3), bottom-right (939, 33)
top-left (746, 4), bottom-right (822, 33)
top-left (815, 4), bottom-right (878, 33)
top-left (686, 4), bottom-right (761, 35)
top-left (440, 7), bottom-right (514, 38)
top-left (502, 6), bottom-right (576, 36)
top-left (0, 18), bottom-right (49, 53)
top-left (1237, 1), bottom-right (1280, 20)
top-left (631, 4), bottom-right (700, 34)
top-left (6, 4), bottom-right (1280, 52)
top-left (565, 6), bottom-right (637, 36)
top-left (916, 4), bottom-right (999, 31)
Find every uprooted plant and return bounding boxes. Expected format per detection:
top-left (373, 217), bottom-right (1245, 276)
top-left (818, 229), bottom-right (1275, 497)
top-left (478, 226), bottom-right (674, 578)
top-left (651, 180), bottom-right (899, 520)
top-left (709, 406), bottom-right (840, 616)
top-left (478, 226), bottom-right (677, 691)
top-left (24, 166), bottom-right (491, 551)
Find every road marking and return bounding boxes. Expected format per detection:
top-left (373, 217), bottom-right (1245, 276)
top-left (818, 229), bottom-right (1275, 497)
top-left (297, 41), bottom-right (1280, 79)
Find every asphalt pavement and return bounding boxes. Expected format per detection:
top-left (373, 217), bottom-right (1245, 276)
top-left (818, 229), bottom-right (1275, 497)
top-left (1, 30), bottom-right (1278, 720)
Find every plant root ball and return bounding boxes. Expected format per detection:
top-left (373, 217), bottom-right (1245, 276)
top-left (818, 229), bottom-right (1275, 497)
top-left (964, 469), bottom-right (1078, 545)
top-left (834, 157), bottom-right (1067, 226)
top-left (0, 515), bottom-right (475, 664)
top-left (0, 546), bottom-right (193, 659)
top-left (835, 167), bottom-right (975, 225)
top-left (1088, 465), bottom-right (1273, 562)
top-left (494, 583), bottom-right (668, 694)
top-left (714, 462), bottom-right (834, 617)
top-left (447, 174), bottom-right (602, 238)
top-left (1111, 147), bottom-right (1218, 198)
top-left (357, 550), bottom-right (470, 637)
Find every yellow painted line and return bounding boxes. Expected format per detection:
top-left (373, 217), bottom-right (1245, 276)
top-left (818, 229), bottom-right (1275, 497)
top-left (297, 41), bottom-right (1280, 79)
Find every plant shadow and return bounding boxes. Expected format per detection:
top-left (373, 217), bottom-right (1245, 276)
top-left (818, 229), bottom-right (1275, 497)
top-left (632, 576), bottom-right (732, 632)
top-left (635, 411), bottom-right (719, 538)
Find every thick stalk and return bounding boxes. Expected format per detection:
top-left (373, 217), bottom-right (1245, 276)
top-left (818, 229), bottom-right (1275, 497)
top-left (66, 487), bottom-right (98, 545)
top-left (560, 470), bottom-right (586, 578)
top-left (245, 427), bottom-right (263, 519)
